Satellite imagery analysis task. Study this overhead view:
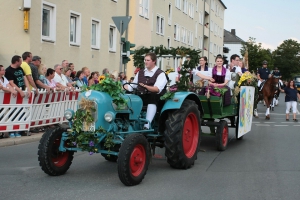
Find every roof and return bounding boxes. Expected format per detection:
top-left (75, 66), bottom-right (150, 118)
top-left (218, 0), bottom-right (227, 9)
top-left (224, 29), bottom-right (245, 43)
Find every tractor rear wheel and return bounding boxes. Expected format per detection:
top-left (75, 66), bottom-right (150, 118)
top-left (164, 100), bottom-right (201, 169)
top-left (38, 127), bottom-right (74, 176)
top-left (117, 134), bottom-right (150, 186)
top-left (216, 120), bottom-right (229, 151)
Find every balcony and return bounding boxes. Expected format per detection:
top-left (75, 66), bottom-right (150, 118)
top-left (205, 2), bottom-right (210, 14)
top-left (204, 27), bottom-right (209, 37)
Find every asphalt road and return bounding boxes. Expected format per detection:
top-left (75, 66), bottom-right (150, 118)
top-left (1, 96), bottom-right (300, 200)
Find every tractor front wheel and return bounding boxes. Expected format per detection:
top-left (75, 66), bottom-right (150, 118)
top-left (164, 100), bottom-right (201, 169)
top-left (117, 134), bottom-right (150, 186)
top-left (38, 127), bottom-right (74, 176)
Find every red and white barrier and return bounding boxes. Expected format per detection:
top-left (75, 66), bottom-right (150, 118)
top-left (30, 90), bottom-right (66, 128)
top-left (0, 89), bottom-right (80, 133)
top-left (61, 89), bottom-right (80, 122)
top-left (0, 91), bottom-right (34, 133)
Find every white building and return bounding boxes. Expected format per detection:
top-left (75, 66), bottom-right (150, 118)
top-left (223, 29), bottom-right (245, 62)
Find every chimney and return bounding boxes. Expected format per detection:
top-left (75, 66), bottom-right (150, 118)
top-left (231, 29), bottom-right (236, 35)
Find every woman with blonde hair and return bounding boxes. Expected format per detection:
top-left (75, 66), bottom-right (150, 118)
top-left (38, 63), bottom-right (48, 85)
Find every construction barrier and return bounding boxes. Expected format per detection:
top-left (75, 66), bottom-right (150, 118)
top-left (0, 89), bottom-right (80, 133)
top-left (0, 91), bottom-right (34, 133)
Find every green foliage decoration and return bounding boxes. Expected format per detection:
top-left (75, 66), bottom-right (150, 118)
top-left (133, 46), bottom-right (201, 100)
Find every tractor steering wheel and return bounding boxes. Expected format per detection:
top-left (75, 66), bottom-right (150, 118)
top-left (123, 82), bottom-right (149, 95)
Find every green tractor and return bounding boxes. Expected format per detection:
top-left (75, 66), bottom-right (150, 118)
top-left (38, 83), bottom-right (203, 186)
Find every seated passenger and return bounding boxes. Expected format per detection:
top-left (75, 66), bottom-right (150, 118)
top-left (126, 53), bottom-right (167, 129)
top-left (198, 56), bottom-right (231, 106)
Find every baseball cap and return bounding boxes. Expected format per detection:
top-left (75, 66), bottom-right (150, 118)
top-left (32, 56), bottom-right (41, 61)
top-left (262, 60), bottom-right (268, 65)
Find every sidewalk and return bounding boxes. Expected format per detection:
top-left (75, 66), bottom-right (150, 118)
top-left (0, 132), bottom-right (44, 147)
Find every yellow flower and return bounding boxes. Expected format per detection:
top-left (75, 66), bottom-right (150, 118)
top-left (165, 68), bottom-right (174, 75)
top-left (98, 75), bottom-right (105, 83)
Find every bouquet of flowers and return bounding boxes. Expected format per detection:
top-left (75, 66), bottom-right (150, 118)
top-left (238, 71), bottom-right (257, 87)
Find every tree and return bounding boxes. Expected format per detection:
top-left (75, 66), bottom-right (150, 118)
top-left (273, 39), bottom-right (300, 80)
top-left (240, 37), bottom-right (273, 73)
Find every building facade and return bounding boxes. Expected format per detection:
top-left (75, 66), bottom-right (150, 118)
top-left (0, 0), bottom-right (226, 77)
top-left (223, 29), bottom-right (245, 61)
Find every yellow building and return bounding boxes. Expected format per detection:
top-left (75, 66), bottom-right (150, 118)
top-left (0, 0), bottom-right (226, 77)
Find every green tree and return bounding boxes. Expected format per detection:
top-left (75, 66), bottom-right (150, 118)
top-left (240, 37), bottom-right (273, 73)
top-left (273, 39), bottom-right (300, 80)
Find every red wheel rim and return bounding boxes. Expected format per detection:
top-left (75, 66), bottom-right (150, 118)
top-left (130, 144), bottom-right (146, 177)
top-left (182, 112), bottom-right (199, 158)
top-left (222, 126), bottom-right (228, 147)
top-left (51, 137), bottom-right (69, 167)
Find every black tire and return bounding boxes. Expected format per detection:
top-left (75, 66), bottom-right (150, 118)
top-left (117, 134), bottom-right (150, 186)
top-left (235, 117), bottom-right (243, 140)
top-left (164, 99), bottom-right (201, 169)
top-left (101, 154), bottom-right (118, 162)
top-left (38, 127), bottom-right (74, 176)
top-left (216, 120), bottom-right (229, 151)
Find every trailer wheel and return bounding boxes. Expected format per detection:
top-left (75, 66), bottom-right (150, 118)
top-left (38, 127), bottom-right (74, 176)
top-left (164, 100), bottom-right (200, 169)
top-left (118, 134), bottom-right (150, 186)
top-left (235, 117), bottom-right (243, 140)
top-left (216, 120), bottom-right (229, 151)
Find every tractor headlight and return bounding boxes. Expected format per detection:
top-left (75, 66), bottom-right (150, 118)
top-left (104, 112), bottom-right (115, 123)
top-left (64, 109), bottom-right (74, 121)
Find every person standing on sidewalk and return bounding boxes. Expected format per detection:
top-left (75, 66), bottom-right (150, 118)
top-left (5, 55), bottom-right (32, 138)
top-left (21, 52), bottom-right (39, 96)
top-left (280, 80), bottom-right (300, 122)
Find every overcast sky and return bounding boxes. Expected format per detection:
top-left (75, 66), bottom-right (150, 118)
top-left (224, 0), bottom-right (300, 50)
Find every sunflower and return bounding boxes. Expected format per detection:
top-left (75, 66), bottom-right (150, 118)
top-left (98, 75), bottom-right (106, 83)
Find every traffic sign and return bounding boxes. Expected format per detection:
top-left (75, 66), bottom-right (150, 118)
top-left (112, 16), bottom-right (132, 35)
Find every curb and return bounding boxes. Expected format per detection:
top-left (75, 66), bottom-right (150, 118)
top-left (0, 133), bottom-right (43, 147)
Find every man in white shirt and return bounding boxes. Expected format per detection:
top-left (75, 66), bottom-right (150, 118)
top-left (128, 53), bottom-right (168, 129)
top-left (230, 54), bottom-right (242, 76)
top-left (53, 64), bottom-right (73, 90)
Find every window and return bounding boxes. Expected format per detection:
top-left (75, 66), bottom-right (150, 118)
top-left (214, 44), bottom-right (217, 56)
top-left (42, 2), bottom-right (56, 42)
top-left (91, 19), bottom-right (101, 49)
top-left (109, 24), bottom-right (117, 52)
top-left (174, 24), bottom-right (180, 41)
top-left (188, 3), bottom-right (194, 18)
top-left (167, 37), bottom-right (171, 49)
top-left (168, 3), bottom-right (172, 25)
top-left (198, 36), bottom-right (203, 49)
top-left (70, 11), bottom-right (81, 45)
top-left (196, 0), bottom-right (198, 12)
top-left (195, 22), bottom-right (197, 38)
top-left (199, 11), bottom-right (203, 25)
top-left (210, 42), bottom-right (213, 53)
top-left (183, 0), bottom-right (187, 14)
top-left (210, 20), bottom-right (214, 32)
top-left (181, 27), bottom-right (186, 43)
top-left (175, 0), bottom-right (181, 9)
top-left (156, 15), bottom-right (164, 35)
top-left (139, 0), bottom-right (149, 18)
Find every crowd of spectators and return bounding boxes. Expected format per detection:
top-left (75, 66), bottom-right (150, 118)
top-left (0, 52), bottom-right (137, 139)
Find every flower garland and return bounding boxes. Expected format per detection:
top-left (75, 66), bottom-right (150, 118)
top-left (68, 75), bottom-right (126, 155)
top-left (67, 101), bottom-right (114, 155)
top-left (165, 68), bottom-right (175, 75)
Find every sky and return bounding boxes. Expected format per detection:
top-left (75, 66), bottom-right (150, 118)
top-left (224, 0), bottom-right (300, 51)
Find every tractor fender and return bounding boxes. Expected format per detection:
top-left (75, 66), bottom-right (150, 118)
top-left (161, 91), bottom-right (203, 115)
